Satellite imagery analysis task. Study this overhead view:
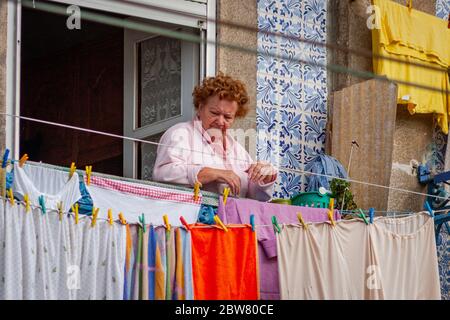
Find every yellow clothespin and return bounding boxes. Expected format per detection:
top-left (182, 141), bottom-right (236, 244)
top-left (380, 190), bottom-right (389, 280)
top-left (213, 215), bottom-right (228, 232)
top-left (108, 209), bottom-right (114, 226)
top-left (69, 162), bottom-right (76, 179)
top-left (329, 198), bottom-right (334, 211)
top-left (72, 203), bottom-right (79, 225)
top-left (7, 188), bottom-right (14, 206)
top-left (193, 181), bottom-right (201, 201)
top-left (91, 207), bottom-right (99, 227)
top-left (118, 212), bottom-right (127, 225)
top-left (222, 187), bottom-right (230, 206)
top-left (24, 194), bottom-right (31, 213)
top-left (407, 0), bottom-right (412, 10)
top-left (19, 154), bottom-right (29, 167)
top-left (85, 165), bottom-right (92, 186)
top-left (328, 209), bottom-right (336, 227)
top-left (58, 201), bottom-right (63, 221)
top-left (297, 212), bottom-right (308, 230)
top-left (163, 214), bottom-right (171, 231)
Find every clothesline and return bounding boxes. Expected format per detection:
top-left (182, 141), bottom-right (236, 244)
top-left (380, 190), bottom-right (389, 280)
top-left (2, 112), bottom-right (450, 204)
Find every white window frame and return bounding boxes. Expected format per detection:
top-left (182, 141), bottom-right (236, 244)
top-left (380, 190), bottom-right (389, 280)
top-left (6, 0), bottom-right (216, 172)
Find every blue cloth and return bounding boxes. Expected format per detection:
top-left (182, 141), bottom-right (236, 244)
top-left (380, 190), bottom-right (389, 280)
top-left (77, 180), bottom-right (94, 215)
top-left (305, 154), bottom-right (348, 192)
top-left (5, 170), bottom-right (13, 190)
top-left (197, 204), bottom-right (217, 225)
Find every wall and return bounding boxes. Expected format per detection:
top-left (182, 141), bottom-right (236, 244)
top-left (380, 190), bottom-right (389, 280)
top-left (256, 0), bottom-right (328, 198)
top-left (0, 1), bottom-right (7, 153)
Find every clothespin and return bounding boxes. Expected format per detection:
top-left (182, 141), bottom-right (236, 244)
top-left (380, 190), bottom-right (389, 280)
top-left (58, 201), bottom-right (63, 221)
top-left (108, 209), bottom-right (114, 226)
top-left (163, 214), bottom-right (171, 231)
top-left (424, 201), bottom-right (435, 218)
top-left (138, 214), bottom-right (146, 233)
top-left (7, 188), bottom-right (14, 206)
top-left (193, 181), bottom-right (201, 201)
top-left (19, 154), bottom-right (29, 167)
top-left (222, 187), bottom-right (230, 206)
top-left (329, 198), bottom-right (335, 210)
top-left (179, 216), bottom-right (191, 231)
top-left (358, 209), bottom-right (369, 225)
top-left (118, 212), bottom-right (127, 225)
top-left (38, 195), bottom-right (46, 214)
top-left (69, 162), bottom-right (76, 179)
top-left (448, 13), bottom-right (450, 29)
top-left (24, 194), bottom-right (31, 213)
top-left (91, 207), bottom-right (99, 227)
top-left (2, 149), bottom-right (10, 168)
top-left (297, 212), bottom-right (308, 230)
top-left (250, 214), bottom-right (255, 232)
top-left (213, 215), bottom-right (228, 232)
top-left (272, 216), bottom-right (281, 233)
top-left (369, 208), bottom-right (375, 224)
top-left (85, 166), bottom-right (92, 186)
top-left (406, 0), bottom-right (412, 11)
top-left (72, 203), bottom-right (79, 225)
top-left (327, 209), bottom-right (336, 227)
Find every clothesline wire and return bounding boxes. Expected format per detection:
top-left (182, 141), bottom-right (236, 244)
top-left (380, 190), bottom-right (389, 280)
top-left (19, 0), bottom-right (450, 96)
top-left (0, 196), bottom-right (426, 230)
top-left (3, 112), bottom-right (450, 205)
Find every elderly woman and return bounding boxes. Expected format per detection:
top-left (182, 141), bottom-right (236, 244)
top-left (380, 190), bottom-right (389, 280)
top-left (152, 73), bottom-right (277, 201)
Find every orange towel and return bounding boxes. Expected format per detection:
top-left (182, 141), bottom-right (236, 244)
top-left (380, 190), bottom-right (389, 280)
top-left (191, 224), bottom-right (259, 300)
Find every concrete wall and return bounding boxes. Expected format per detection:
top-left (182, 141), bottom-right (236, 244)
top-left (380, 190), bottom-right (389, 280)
top-left (0, 0), bottom-right (7, 153)
top-left (216, 0), bottom-right (257, 155)
top-left (328, 0), bottom-right (438, 211)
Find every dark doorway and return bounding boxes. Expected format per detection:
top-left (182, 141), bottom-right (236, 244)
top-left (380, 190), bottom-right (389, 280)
top-left (20, 5), bottom-right (124, 176)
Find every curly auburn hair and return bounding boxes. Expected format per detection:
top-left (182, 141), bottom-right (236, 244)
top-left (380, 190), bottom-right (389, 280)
top-left (192, 72), bottom-right (249, 118)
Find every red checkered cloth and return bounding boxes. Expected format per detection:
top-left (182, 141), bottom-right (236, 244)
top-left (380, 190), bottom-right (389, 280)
top-left (88, 176), bottom-right (202, 205)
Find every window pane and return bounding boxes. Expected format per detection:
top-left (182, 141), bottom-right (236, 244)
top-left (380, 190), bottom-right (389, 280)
top-left (138, 36), bottom-right (182, 128)
top-left (138, 132), bottom-right (165, 180)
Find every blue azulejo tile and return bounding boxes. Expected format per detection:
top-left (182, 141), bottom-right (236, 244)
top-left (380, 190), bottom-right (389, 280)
top-left (277, 0), bottom-right (302, 19)
top-left (279, 109), bottom-right (302, 140)
top-left (256, 106), bottom-right (278, 133)
top-left (304, 60), bottom-right (326, 83)
top-left (303, 114), bottom-right (327, 145)
top-left (302, 22), bottom-right (326, 45)
top-left (302, 144), bottom-right (326, 168)
top-left (436, 0), bottom-right (450, 19)
top-left (303, 0), bottom-right (327, 26)
top-left (257, 45), bottom-right (279, 76)
top-left (257, 0), bottom-right (278, 15)
top-left (257, 75), bottom-right (278, 106)
top-left (278, 49), bottom-right (302, 78)
top-left (275, 170), bottom-right (303, 198)
top-left (303, 82), bottom-right (327, 114)
top-left (277, 17), bottom-right (302, 38)
top-left (258, 14), bottom-right (278, 32)
top-left (279, 139), bottom-right (303, 169)
top-left (278, 78), bottom-right (303, 109)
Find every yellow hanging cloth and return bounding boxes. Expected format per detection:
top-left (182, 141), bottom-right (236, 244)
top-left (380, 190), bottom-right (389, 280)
top-left (372, 0), bottom-right (450, 133)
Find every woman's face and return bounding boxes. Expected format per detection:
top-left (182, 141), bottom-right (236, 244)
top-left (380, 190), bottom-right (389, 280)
top-left (197, 95), bottom-right (238, 131)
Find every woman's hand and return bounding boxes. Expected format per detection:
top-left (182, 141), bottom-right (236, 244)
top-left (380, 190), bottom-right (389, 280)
top-left (246, 162), bottom-right (277, 185)
top-left (197, 167), bottom-right (241, 196)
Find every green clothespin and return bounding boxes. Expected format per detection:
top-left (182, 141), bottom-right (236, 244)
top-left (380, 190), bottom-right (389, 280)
top-left (358, 209), bottom-right (369, 225)
top-left (272, 216), bottom-right (281, 234)
top-left (38, 195), bottom-right (46, 215)
top-left (139, 213), bottom-right (146, 233)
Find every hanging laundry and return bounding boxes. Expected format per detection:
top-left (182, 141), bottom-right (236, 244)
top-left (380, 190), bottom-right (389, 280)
top-left (372, 0), bottom-right (450, 133)
top-left (217, 197), bottom-right (340, 300)
top-left (86, 175), bottom-right (201, 225)
top-left (190, 224), bottom-right (259, 300)
top-left (277, 213), bottom-right (441, 299)
top-left (0, 200), bottom-right (126, 300)
top-left (12, 162), bottom-right (82, 213)
top-left (305, 153), bottom-right (348, 191)
top-left (124, 224), bottom-right (194, 300)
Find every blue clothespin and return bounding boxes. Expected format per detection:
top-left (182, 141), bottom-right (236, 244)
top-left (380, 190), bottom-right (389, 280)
top-left (250, 214), bottom-right (255, 232)
top-left (139, 213), bottom-right (146, 233)
top-left (369, 208), bottom-right (375, 224)
top-left (38, 195), bottom-right (46, 215)
top-left (272, 216), bottom-right (281, 234)
top-left (2, 149), bottom-right (10, 168)
top-left (424, 201), bottom-right (435, 218)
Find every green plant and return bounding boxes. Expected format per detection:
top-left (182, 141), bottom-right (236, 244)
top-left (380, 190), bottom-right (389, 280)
top-left (330, 178), bottom-right (358, 211)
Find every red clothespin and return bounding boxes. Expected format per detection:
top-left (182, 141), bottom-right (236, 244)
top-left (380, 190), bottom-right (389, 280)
top-left (448, 13), bottom-right (450, 29)
top-left (180, 216), bottom-right (191, 231)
